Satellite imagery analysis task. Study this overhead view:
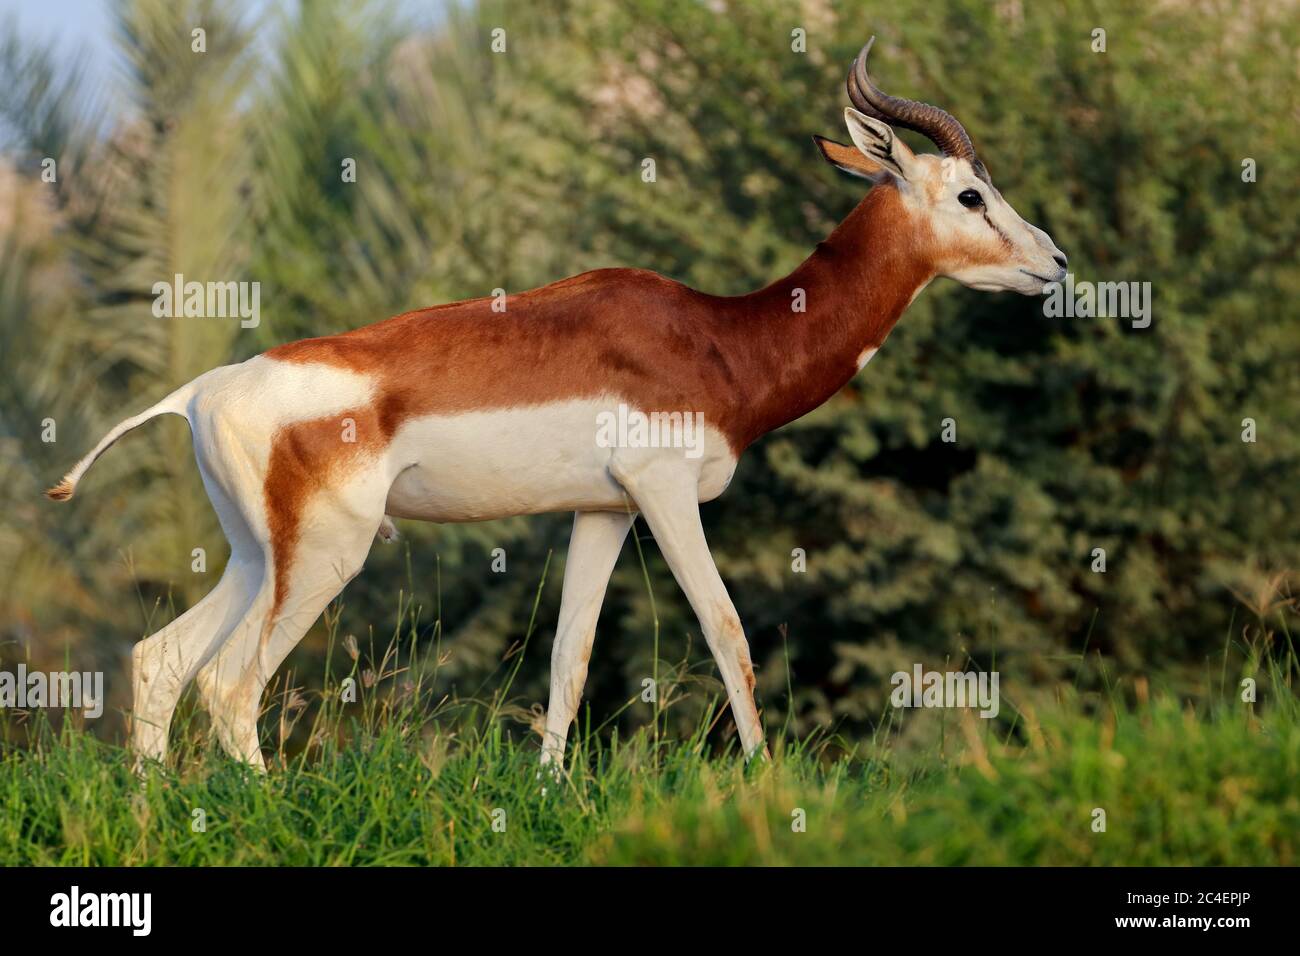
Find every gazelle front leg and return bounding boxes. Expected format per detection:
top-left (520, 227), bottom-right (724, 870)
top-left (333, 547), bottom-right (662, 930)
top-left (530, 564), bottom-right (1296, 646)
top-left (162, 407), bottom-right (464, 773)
top-left (541, 510), bottom-right (635, 768)
top-left (610, 457), bottom-right (767, 759)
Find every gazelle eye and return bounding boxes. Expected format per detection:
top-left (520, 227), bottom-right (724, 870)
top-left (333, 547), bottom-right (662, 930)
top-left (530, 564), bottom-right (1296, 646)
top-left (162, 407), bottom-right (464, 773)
top-left (957, 189), bottom-right (984, 209)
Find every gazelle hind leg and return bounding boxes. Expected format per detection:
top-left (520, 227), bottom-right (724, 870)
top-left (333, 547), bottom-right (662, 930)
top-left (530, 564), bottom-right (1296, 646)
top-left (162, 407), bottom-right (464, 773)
top-left (130, 463), bottom-right (266, 765)
top-left (192, 568), bottom-right (276, 764)
top-left (130, 560), bottom-right (261, 764)
top-left (611, 458), bottom-right (767, 759)
top-left (541, 510), bottom-right (635, 767)
top-left (198, 475), bottom-right (387, 767)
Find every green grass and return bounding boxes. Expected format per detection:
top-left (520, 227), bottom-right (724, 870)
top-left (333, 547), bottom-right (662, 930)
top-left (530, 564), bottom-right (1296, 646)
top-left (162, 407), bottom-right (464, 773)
top-left (4, 563), bottom-right (1296, 865)
top-left (1, 683), bottom-right (1295, 866)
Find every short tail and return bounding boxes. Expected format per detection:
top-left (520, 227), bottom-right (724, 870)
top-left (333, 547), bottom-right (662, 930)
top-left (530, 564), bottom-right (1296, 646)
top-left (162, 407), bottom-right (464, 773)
top-left (45, 380), bottom-right (199, 502)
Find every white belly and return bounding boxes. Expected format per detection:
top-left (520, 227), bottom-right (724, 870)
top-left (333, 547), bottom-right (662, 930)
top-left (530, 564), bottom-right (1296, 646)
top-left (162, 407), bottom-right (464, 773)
top-left (382, 399), bottom-right (738, 522)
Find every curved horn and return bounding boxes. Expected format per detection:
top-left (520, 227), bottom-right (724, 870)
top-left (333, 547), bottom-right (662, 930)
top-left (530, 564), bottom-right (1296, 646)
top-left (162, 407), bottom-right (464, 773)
top-left (846, 36), bottom-right (985, 175)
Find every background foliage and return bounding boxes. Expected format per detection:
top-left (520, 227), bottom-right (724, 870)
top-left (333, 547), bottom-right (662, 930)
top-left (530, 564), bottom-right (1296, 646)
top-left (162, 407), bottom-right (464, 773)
top-left (1, 0), bottom-right (1296, 754)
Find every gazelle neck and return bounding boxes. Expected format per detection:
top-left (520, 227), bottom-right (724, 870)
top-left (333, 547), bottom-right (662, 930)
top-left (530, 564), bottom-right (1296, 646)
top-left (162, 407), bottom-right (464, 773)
top-left (724, 184), bottom-right (936, 449)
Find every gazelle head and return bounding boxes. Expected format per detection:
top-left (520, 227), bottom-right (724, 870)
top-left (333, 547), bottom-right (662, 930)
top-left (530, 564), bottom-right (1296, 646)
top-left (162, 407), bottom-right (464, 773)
top-left (815, 38), bottom-right (1067, 296)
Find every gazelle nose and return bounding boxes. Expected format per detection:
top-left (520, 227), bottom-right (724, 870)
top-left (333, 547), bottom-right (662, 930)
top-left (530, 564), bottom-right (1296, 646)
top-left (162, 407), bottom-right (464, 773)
top-left (1053, 253), bottom-right (1068, 269)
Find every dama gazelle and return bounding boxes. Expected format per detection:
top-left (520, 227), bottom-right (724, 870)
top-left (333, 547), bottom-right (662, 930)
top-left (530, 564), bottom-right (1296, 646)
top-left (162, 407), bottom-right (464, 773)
top-left (47, 39), bottom-right (1065, 769)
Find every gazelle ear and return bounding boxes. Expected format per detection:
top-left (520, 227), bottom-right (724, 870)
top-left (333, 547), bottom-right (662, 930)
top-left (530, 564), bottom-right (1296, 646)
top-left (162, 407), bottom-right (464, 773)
top-left (812, 135), bottom-right (891, 181)
top-left (842, 107), bottom-right (920, 182)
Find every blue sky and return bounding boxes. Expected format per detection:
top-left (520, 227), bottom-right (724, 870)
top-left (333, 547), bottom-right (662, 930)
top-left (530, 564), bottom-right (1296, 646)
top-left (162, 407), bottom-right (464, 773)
top-left (1, 1), bottom-right (441, 112)
top-left (2, 0), bottom-right (115, 50)
top-left (2, 0), bottom-right (121, 96)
